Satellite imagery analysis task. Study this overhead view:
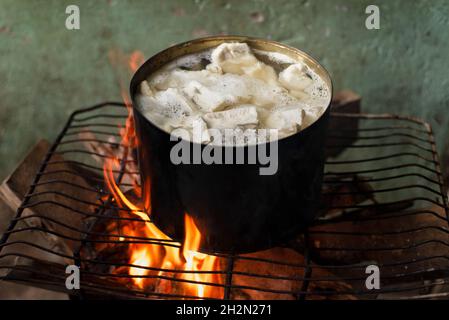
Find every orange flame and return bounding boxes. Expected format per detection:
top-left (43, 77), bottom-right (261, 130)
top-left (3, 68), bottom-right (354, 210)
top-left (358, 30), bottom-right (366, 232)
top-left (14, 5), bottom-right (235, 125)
top-left (129, 246), bottom-right (151, 289)
top-left (182, 215), bottom-right (220, 298)
top-left (102, 50), bottom-right (222, 299)
top-left (129, 51), bottom-right (145, 73)
top-left (104, 156), bottom-right (221, 298)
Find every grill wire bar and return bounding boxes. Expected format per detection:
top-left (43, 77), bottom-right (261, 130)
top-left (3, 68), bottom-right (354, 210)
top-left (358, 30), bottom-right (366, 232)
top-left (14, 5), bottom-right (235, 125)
top-left (0, 102), bottom-right (448, 300)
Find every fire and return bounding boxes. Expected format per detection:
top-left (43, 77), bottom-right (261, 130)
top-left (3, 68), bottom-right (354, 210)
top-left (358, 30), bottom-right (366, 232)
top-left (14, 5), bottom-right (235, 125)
top-left (129, 246), bottom-right (151, 289)
top-left (104, 157), bottom-right (222, 298)
top-left (182, 214), bottom-right (220, 298)
top-left (128, 51), bottom-right (145, 73)
top-left (102, 50), bottom-right (222, 299)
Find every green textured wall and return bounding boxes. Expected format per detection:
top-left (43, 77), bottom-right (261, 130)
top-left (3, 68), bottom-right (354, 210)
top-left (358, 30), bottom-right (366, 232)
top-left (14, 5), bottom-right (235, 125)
top-left (0, 0), bottom-right (448, 180)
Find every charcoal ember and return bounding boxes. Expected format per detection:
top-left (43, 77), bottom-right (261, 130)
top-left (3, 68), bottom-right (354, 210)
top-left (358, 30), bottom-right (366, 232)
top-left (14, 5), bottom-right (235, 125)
top-left (231, 247), bottom-right (355, 300)
top-left (154, 270), bottom-right (177, 296)
top-left (132, 260), bottom-right (225, 299)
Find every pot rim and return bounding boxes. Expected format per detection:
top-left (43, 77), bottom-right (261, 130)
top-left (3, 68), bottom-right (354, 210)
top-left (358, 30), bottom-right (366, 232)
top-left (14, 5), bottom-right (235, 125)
top-left (130, 35), bottom-right (333, 146)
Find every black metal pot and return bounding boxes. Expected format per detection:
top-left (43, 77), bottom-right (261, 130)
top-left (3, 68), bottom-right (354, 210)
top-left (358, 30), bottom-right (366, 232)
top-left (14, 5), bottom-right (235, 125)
top-left (130, 36), bottom-right (332, 254)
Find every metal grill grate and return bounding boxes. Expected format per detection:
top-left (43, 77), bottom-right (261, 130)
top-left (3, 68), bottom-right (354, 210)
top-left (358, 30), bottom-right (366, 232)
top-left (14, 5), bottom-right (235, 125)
top-left (0, 102), bottom-right (448, 300)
